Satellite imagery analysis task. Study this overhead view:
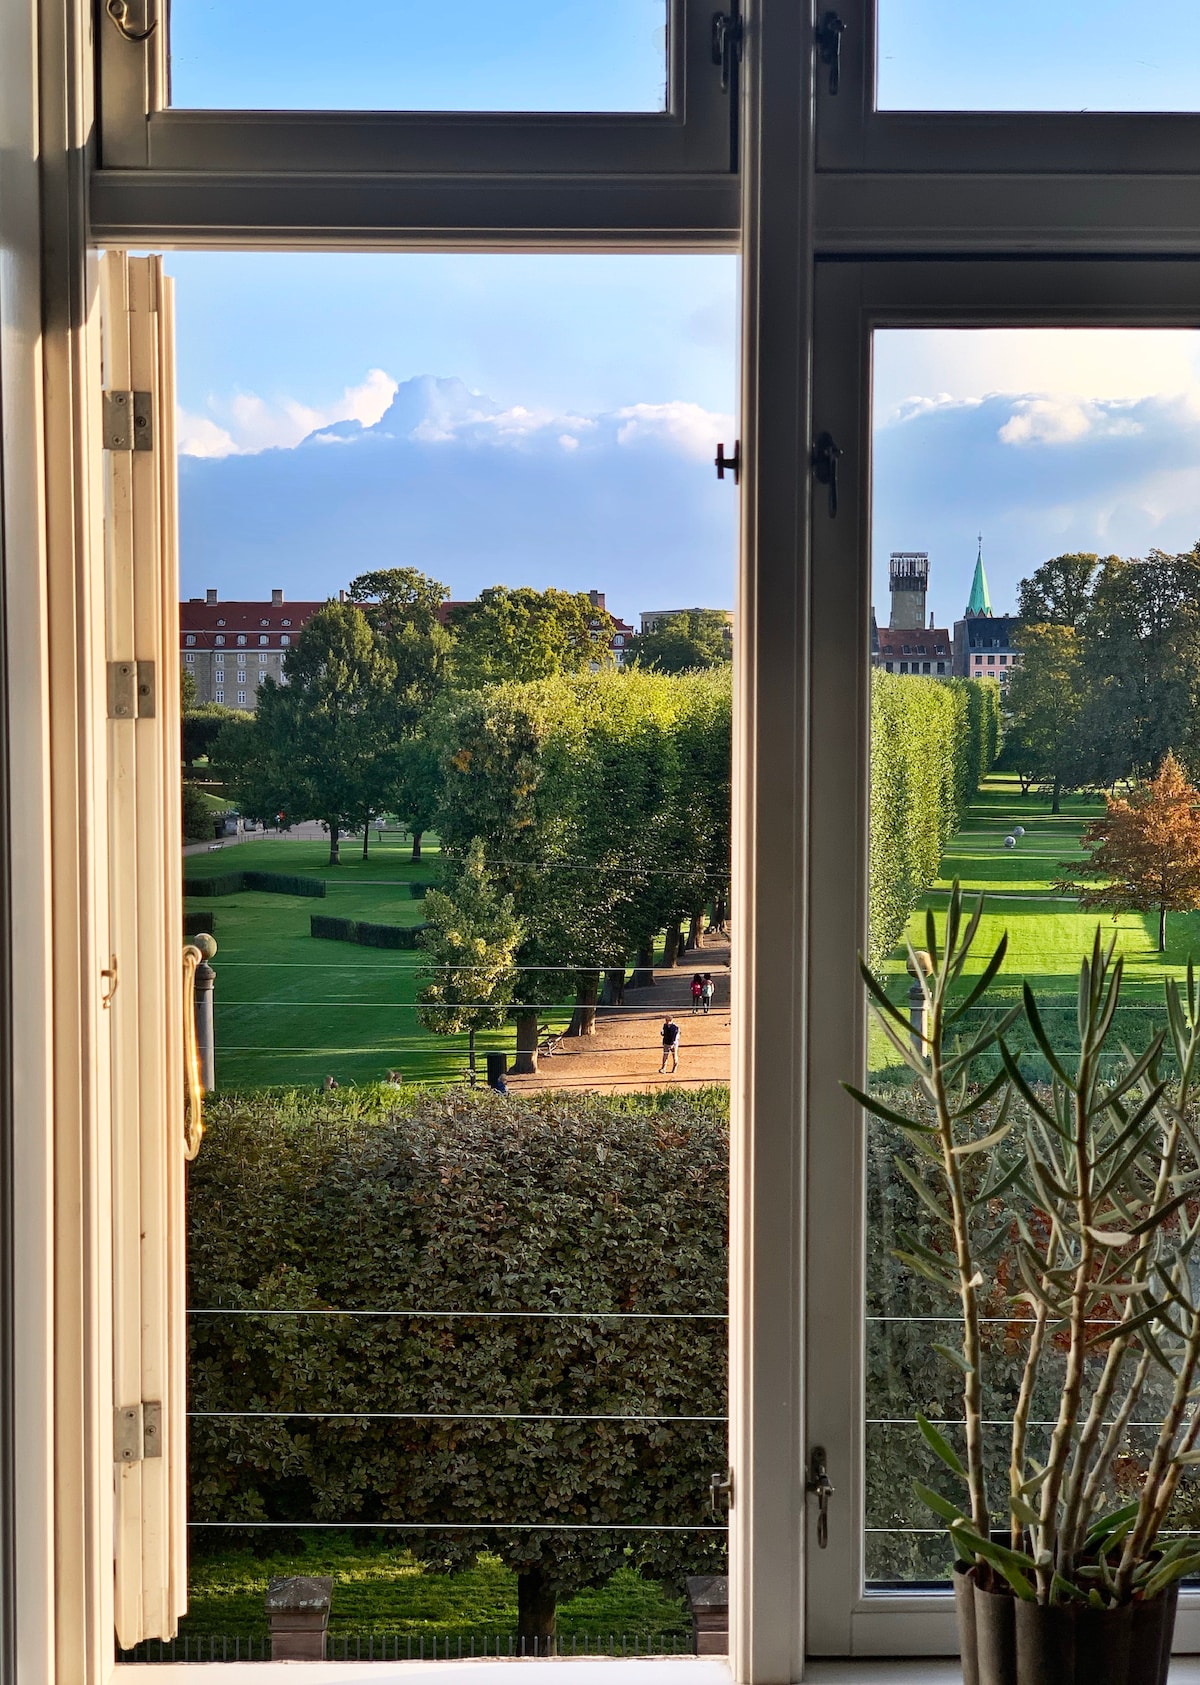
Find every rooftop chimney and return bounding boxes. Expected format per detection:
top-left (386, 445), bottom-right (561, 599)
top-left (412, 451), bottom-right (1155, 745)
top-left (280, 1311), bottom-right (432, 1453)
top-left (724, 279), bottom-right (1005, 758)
top-left (206, 588), bottom-right (218, 605)
top-left (588, 590), bottom-right (605, 611)
top-left (338, 589), bottom-right (347, 603)
top-left (271, 588), bottom-right (284, 606)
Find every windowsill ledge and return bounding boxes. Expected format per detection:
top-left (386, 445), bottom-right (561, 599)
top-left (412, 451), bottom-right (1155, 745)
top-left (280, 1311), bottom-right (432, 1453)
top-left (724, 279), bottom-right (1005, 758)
top-left (110, 1660), bottom-right (1200, 1684)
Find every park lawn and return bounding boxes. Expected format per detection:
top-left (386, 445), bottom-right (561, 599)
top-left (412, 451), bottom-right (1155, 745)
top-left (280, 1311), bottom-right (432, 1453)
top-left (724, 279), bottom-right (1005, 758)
top-left (184, 835), bottom-right (573, 1090)
top-left (181, 1541), bottom-right (689, 1644)
top-left (870, 774), bottom-right (1200, 1073)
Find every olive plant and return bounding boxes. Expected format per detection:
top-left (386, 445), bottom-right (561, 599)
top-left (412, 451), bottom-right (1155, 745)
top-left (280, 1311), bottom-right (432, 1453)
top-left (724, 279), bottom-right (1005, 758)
top-left (850, 883), bottom-right (1200, 1605)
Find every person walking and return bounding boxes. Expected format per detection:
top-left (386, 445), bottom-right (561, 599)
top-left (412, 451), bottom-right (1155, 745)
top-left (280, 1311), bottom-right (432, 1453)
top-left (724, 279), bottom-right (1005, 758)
top-left (660, 1015), bottom-right (681, 1074)
top-left (690, 973), bottom-right (703, 1013)
top-left (701, 973), bottom-right (715, 1014)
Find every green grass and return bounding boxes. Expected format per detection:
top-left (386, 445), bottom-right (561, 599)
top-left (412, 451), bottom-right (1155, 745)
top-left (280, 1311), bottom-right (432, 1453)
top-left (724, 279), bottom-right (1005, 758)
top-left (181, 1541), bottom-right (689, 1644)
top-left (870, 773), bottom-right (1200, 1074)
top-left (185, 834), bottom-right (584, 1090)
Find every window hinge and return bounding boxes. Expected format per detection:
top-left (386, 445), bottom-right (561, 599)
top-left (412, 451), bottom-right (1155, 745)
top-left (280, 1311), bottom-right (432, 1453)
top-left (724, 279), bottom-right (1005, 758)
top-left (711, 5), bottom-right (743, 94)
top-left (107, 660), bottom-right (156, 719)
top-left (715, 440), bottom-right (741, 485)
top-left (814, 10), bottom-right (846, 96)
top-left (114, 1402), bottom-right (162, 1464)
top-left (102, 389), bottom-right (153, 452)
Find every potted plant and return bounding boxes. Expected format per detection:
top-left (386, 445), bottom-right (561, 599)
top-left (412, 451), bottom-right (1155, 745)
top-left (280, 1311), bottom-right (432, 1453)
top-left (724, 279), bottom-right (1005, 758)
top-left (849, 885), bottom-right (1200, 1685)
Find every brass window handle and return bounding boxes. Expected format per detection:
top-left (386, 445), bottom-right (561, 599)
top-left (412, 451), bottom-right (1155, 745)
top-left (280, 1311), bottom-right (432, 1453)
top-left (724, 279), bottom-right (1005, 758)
top-left (182, 945), bottom-right (205, 1160)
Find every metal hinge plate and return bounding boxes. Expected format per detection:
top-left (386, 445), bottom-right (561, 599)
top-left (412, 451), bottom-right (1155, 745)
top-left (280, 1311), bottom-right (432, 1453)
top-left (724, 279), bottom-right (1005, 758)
top-left (108, 660), bottom-right (155, 719)
top-left (103, 389), bottom-right (153, 452)
top-left (114, 1401), bottom-right (163, 1464)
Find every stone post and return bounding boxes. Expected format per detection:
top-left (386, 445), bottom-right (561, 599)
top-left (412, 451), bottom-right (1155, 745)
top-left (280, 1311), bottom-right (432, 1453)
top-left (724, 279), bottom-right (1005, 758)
top-left (266, 1575), bottom-right (332, 1661)
top-left (906, 947), bottom-right (932, 1055)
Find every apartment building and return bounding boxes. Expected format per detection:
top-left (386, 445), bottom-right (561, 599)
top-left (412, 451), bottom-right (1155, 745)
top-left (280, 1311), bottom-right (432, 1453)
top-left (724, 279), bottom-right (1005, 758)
top-left (180, 589), bottom-right (326, 708)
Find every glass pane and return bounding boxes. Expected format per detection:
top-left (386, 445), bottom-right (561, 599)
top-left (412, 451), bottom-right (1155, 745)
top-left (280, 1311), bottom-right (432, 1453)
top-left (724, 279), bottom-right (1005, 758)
top-left (167, 0), bottom-right (669, 112)
top-left (864, 327), bottom-right (1200, 1591)
top-left (159, 252), bottom-right (738, 1659)
top-left (877, 1), bottom-right (1200, 113)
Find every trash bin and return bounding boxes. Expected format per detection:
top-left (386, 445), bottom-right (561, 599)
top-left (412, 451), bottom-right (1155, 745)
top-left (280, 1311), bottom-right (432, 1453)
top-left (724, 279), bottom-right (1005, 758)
top-left (485, 1052), bottom-right (508, 1090)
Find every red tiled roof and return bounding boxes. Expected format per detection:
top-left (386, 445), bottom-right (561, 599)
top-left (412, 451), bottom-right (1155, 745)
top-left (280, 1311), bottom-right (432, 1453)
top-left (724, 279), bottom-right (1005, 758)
top-left (180, 599), bottom-right (327, 649)
top-left (875, 628), bottom-right (952, 659)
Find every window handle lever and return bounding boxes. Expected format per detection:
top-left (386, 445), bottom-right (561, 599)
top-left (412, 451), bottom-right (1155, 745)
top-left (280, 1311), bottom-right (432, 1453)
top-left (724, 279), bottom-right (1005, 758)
top-left (815, 10), bottom-right (845, 96)
top-left (811, 431), bottom-right (843, 518)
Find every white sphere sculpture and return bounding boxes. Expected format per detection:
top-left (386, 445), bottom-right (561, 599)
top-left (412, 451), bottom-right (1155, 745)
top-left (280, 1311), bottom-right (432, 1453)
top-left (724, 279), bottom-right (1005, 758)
top-left (1004, 835), bottom-right (1017, 850)
top-left (1013, 825), bottom-right (1026, 838)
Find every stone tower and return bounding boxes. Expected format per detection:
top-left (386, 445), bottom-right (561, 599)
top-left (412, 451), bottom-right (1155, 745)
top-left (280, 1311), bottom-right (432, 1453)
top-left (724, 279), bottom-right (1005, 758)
top-left (888, 552), bottom-right (929, 631)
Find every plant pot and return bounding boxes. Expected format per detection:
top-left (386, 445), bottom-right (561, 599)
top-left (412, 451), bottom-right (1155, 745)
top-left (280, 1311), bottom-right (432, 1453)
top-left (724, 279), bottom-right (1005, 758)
top-left (953, 1564), bottom-right (1177, 1685)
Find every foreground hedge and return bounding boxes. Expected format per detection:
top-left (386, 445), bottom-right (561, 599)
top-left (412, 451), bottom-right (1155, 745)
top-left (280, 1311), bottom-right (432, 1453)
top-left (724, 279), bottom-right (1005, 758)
top-left (185, 870), bottom-right (326, 900)
top-left (310, 914), bottom-right (427, 949)
top-left (869, 675), bottom-right (999, 967)
top-left (187, 1089), bottom-right (728, 1614)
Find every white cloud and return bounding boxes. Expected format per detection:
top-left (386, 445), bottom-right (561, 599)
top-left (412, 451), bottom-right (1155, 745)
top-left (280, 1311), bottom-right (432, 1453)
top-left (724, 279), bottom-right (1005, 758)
top-left (177, 367), bottom-right (398, 458)
top-left (559, 434), bottom-right (580, 452)
top-left (614, 400), bottom-right (734, 459)
top-left (998, 396), bottom-right (1144, 447)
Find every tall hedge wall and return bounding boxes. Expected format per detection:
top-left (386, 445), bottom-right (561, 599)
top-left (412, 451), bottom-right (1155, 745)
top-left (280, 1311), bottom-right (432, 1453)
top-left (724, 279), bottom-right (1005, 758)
top-left (187, 1089), bottom-right (728, 1608)
top-left (869, 675), bottom-right (999, 968)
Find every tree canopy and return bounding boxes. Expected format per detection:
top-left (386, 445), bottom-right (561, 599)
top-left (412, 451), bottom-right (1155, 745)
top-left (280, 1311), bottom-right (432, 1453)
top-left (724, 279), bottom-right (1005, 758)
top-left (1063, 751), bottom-right (1200, 952)
top-left (417, 839), bottom-right (523, 1081)
top-left (998, 623), bottom-right (1087, 812)
top-left (448, 586), bottom-right (614, 689)
top-left (625, 609), bottom-right (731, 674)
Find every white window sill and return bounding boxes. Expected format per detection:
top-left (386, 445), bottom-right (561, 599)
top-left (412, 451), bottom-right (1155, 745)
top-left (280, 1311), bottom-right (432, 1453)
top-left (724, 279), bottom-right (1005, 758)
top-left (114, 1661), bottom-right (1200, 1684)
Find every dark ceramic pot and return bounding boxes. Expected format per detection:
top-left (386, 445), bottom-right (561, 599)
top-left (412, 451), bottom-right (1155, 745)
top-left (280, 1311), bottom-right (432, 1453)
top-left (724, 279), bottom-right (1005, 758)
top-left (953, 1564), bottom-right (1177, 1685)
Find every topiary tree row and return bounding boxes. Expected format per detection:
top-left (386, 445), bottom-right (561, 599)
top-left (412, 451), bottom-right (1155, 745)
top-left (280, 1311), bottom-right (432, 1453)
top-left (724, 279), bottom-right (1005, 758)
top-left (186, 1087), bottom-right (729, 1644)
top-left (868, 674), bottom-right (999, 969)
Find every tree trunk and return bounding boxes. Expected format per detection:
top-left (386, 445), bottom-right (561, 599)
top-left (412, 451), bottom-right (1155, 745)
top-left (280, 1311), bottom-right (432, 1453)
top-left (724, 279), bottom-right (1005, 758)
top-left (328, 821), bottom-right (341, 866)
top-left (662, 920), bottom-right (682, 968)
top-left (362, 823), bottom-right (370, 860)
top-left (567, 970), bottom-right (601, 1036)
top-left (600, 966), bottom-right (626, 1007)
top-left (516, 1563), bottom-right (557, 1650)
top-left (713, 890), bottom-right (726, 933)
top-left (686, 911), bottom-right (703, 950)
top-left (468, 1026), bottom-right (477, 1085)
top-left (1051, 777), bottom-right (1062, 815)
top-left (411, 830), bottom-right (423, 863)
top-left (1160, 904), bottom-right (1168, 953)
top-left (512, 1009), bottom-right (539, 1075)
top-left (628, 943), bottom-right (655, 990)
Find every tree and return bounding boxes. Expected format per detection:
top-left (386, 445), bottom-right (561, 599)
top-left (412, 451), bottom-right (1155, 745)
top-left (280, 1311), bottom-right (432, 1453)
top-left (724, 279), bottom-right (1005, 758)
top-left (1064, 751), bottom-right (1200, 952)
top-left (449, 586), bottom-right (613, 689)
top-left (181, 665), bottom-right (198, 709)
top-left (392, 733), bottom-right (441, 863)
top-left (348, 566), bottom-right (453, 720)
top-left (625, 609), bottom-right (731, 675)
top-left (999, 623), bottom-right (1088, 813)
top-left (1015, 553), bottom-right (1104, 629)
top-left (417, 839), bottom-right (523, 1081)
top-left (217, 601), bottom-right (398, 865)
top-left (182, 703), bottom-right (247, 771)
top-left (181, 782), bottom-right (213, 842)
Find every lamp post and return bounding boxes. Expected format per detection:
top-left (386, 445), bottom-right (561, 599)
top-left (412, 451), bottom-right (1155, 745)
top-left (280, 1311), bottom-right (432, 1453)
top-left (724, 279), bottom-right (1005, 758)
top-left (192, 932), bottom-right (217, 1091)
top-left (906, 947), bottom-right (933, 1053)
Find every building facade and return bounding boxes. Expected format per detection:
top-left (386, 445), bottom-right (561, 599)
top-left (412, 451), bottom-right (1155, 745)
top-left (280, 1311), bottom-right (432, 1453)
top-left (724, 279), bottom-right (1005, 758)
top-left (180, 589), bottom-right (327, 709)
top-left (951, 548), bottom-right (1023, 681)
top-left (871, 552), bottom-right (952, 673)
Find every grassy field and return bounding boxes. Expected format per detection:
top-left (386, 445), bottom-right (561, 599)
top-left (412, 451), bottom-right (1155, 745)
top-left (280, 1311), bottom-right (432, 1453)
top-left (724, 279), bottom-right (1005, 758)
top-left (871, 773), bottom-right (1200, 1073)
top-left (179, 1541), bottom-right (689, 1645)
top-left (184, 833), bottom-right (587, 1091)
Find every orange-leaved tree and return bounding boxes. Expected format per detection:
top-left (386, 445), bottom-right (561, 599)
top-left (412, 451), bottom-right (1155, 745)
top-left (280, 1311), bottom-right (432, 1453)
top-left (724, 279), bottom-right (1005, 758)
top-left (1065, 751), bottom-right (1200, 952)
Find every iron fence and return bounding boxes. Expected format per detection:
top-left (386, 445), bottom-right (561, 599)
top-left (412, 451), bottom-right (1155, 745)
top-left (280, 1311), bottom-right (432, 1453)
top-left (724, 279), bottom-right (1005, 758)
top-left (118, 1630), bottom-right (695, 1663)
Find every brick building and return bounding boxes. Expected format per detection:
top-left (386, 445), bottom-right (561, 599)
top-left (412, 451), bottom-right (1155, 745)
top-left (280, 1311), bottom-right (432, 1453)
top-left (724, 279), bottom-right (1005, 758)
top-left (180, 588), bottom-right (327, 709)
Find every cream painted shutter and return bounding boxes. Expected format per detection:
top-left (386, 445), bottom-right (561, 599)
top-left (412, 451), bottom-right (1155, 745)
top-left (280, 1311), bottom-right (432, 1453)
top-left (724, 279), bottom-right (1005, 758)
top-left (100, 251), bottom-right (189, 1649)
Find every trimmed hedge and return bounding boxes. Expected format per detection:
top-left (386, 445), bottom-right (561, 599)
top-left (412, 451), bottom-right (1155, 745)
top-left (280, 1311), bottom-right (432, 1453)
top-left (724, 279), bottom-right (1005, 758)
top-left (869, 675), bottom-right (999, 968)
top-left (310, 914), bottom-right (427, 950)
top-left (184, 870), bottom-right (326, 900)
top-left (184, 911), bottom-right (216, 939)
top-left (409, 881), bottom-right (429, 900)
top-left (187, 1089), bottom-right (728, 1607)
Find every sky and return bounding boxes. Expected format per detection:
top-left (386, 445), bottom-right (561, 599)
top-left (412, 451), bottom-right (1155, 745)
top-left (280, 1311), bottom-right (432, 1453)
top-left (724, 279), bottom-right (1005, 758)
top-left (163, 5), bottom-right (1200, 628)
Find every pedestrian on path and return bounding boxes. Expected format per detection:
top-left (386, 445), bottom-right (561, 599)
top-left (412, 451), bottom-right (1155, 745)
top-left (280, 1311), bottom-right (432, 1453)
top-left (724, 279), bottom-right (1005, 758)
top-left (691, 973), bottom-right (703, 1013)
top-left (701, 973), bottom-right (715, 1014)
top-left (660, 1015), bottom-right (681, 1074)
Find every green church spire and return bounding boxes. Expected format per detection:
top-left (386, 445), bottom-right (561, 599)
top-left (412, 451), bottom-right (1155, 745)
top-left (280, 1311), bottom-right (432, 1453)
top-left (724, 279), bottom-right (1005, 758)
top-left (966, 534), bottom-right (992, 617)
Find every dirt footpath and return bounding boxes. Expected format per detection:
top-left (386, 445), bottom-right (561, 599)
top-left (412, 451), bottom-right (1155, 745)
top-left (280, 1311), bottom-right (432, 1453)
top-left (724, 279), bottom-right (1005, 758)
top-left (505, 933), bottom-right (731, 1095)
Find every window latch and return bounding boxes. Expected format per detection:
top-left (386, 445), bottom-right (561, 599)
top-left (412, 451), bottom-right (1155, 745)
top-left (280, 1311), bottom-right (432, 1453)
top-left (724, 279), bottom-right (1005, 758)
top-left (710, 1467), bottom-right (733, 1517)
top-left (810, 431), bottom-right (843, 518)
top-left (711, 6), bottom-right (743, 95)
top-left (806, 1445), bottom-right (834, 1549)
top-left (105, 0), bottom-right (157, 44)
top-left (814, 10), bottom-right (846, 96)
top-left (715, 440), bottom-right (740, 485)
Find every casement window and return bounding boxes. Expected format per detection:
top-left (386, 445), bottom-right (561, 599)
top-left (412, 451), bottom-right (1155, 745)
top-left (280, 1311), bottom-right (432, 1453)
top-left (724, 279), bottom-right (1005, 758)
top-left (8, 1), bottom-right (1200, 1684)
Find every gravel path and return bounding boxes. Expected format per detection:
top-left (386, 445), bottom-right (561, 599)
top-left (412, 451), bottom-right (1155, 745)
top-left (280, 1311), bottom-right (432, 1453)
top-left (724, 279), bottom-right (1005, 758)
top-left (506, 933), bottom-right (732, 1096)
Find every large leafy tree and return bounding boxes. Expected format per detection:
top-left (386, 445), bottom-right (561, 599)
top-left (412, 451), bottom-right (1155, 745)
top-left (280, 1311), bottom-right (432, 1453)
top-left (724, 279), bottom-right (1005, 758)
top-left (217, 601), bottom-right (398, 865)
top-left (999, 623), bottom-right (1088, 813)
top-left (449, 586), bottom-right (613, 689)
top-left (625, 609), bottom-right (731, 675)
top-left (1015, 552), bottom-right (1104, 629)
top-left (417, 839), bottom-right (523, 1082)
top-left (1065, 751), bottom-right (1200, 951)
top-left (183, 703), bottom-right (248, 771)
top-left (348, 567), bottom-right (453, 720)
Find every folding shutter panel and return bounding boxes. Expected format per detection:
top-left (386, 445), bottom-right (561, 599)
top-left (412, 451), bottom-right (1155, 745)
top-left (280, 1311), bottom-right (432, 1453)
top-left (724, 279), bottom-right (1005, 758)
top-left (101, 251), bottom-right (188, 1649)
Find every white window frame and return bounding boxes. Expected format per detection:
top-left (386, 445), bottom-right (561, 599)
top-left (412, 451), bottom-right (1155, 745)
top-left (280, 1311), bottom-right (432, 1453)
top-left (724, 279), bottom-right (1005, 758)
top-left (815, 0), bottom-right (1200, 173)
top-left (804, 254), bottom-right (1200, 1661)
